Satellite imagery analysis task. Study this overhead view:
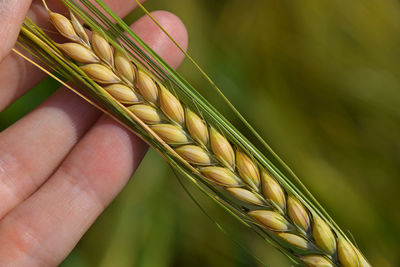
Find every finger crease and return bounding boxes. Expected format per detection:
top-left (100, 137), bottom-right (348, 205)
top-left (0, 213), bottom-right (53, 266)
top-left (57, 163), bottom-right (106, 213)
top-left (0, 150), bottom-right (39, 212)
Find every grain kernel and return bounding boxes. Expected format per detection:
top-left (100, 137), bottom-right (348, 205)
top-left (300, 255), bottom-right (334, 267)
top-left (136, 70), bottom-right (158, 103)
top-left (104, 84), bottom-right (139, 104)
top-left (57, 43), bottom-right (98, 63)
top-left (92, 31), bottom-right (114, 66)
top-left (337, 237), bottom-right (359, 267)
top-left (287, 196), bottom-right (310, 231)
top-left (277, 233), bottom-right (308, 250)
top-left (200, 166), bottom-right (240, 187)
top-left (80, 64), bottom-right (120, 84)
top-left (128, 105), bottom-right (161, 124)
top-left (185, 109), bottom-right (208, 146)
top-left (248, 210), bottom-right (290, 231)
top-left (236, 151), bottom-right (260, 189)
top-left (226, 188), bottom-right (263, 205)
top-left (151, 124), bottom-right (188, 145)
top-left (160, 85), bottom-right (184, 124)
top-left (70, 11), bottom-right (90, 46)
top-left (261, 171), bottom-right (286, 211)
top-left (175, 145), bottom-right (211, 165)
top-left (210, 127), bottom-right (235, 169)
top-left (115, 51), bottom-right (135, 84)
top-left (312, 216), bottom-right (336, 254)
top-left (49, 12), bottom-right (79, 41)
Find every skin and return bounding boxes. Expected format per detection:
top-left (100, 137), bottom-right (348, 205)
top-left (0, 0), bottom-right (188, 265)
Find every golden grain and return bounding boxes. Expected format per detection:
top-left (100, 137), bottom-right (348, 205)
top-left (57, 43), bottom-right (98, 63)
top-left (337, 237), bottom-right (359, 267)
top-left (115, 51), bottom-right (135, 84)
top-left (127, 104), bottom-right (161, 124)
top-left (49, 12), bottom-right (79, 41)
top-left (200, 166), bottom-right (240, 187)
top-left (80, 64), bottom-right (120, 84)
top-left (159, 85), bottom-right (185, 125)
top-left (226, 187), bottom-right (263, 205)
top-left (287, 196), bottom-right (310, 231)
top-left (210, 127), bottom-right (235, 169)
top-left (300, 255), bottom-right (334, 267)
top-left (312, 216), bottom-right (336, 255)
top-left (236, 150), bottom-right (260, 189)
top-left (92, 31), bottom-right (114, 66)
top-left (150, 124), bottom-right (189, 145)
top-left (175, 145), bottom-right (211, 165)
top-left (261, 171), bottom-right (286, 211)
top-left (277, 233), bottom-right (308, 250)
top-left (136, 70), bottom-right (158, 103)
top-left (104, 84), bottom-right (139, 104)
top-left (185, 108), bottom-right (208, 146)
top-left (70, 12), bottom-right (90, 46)
top-left (248, 210), bottom-right (290, 231)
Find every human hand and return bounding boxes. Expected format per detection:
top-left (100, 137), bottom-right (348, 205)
top-left (0, 1), bottom-right (187, 265)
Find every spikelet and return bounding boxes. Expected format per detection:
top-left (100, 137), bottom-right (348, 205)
top-left (175, 145), bottom-right (211, 165)
top-left (248, 210), bottom-right (290, 231)
top-left (236, 150), bottom-right (260, 190)
top-left (261, 171), bottom-right (286, 211)
top-left (210, 127), bottom-right (235, 169)
top-left (185, 108), bottom-right (208, 146)
top-left (277, 233), bottom-right (308, 250)
top-left (287, 196), bottom-right (310, 231)
top-left (92, 31), bottom-right (114, 66)
top-left (69, 11), bottom-right (90, 47)
top-left (80, 64), bottom-right (120, 84)
top-left (104, 84), bottom-right (139, 104)
top-left (49, 12), bottom-right (79, 41)
top-left (114, 51), bottom-right (135, 84)
top-left (56, 43), bottom-right (98, 63)
top-left (337, 237), bottom-right (359, 267)
top-left (127, 105), bottom-right (161, 124)
top-left (226, 188), bottom-right (263, 205)
top-left (150, 124), bottom-right (189, 145)
top-left (200, 167), bottom-right (240, 187)
top-left (136, 70), bottom-right (158, 103)
top-left (312, 216), bottom-right (336, 255)
top-left (300, 255), bottom-right (334, 267)
top-left (159, 85), bottom-right (184, 125)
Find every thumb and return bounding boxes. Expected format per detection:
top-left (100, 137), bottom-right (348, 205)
top-left (0, 0), bottom-right (32, 61)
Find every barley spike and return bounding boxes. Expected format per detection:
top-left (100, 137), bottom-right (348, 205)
top-left (48, 10), bottom-right (369, 266)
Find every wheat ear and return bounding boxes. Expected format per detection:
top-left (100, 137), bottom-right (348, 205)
top-left (47, 9), bottom-right (369, 267)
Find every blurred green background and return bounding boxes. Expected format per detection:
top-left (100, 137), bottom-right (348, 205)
top-left (1, 0), bottom-right (399, 266)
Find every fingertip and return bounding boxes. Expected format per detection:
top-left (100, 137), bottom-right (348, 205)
top-left (150, 10), bottom-right (189, 51)
top-left (131, 10), bottom-right (188, 68)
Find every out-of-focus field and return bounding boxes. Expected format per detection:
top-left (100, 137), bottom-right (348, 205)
top-left (1, 0), bottom-right (399, 266)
